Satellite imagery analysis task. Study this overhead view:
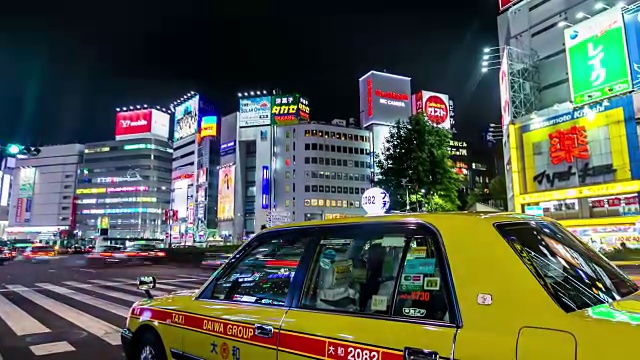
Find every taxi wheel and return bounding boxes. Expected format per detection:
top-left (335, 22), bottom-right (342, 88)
top-left (134, 330), bottom-right (167, 360)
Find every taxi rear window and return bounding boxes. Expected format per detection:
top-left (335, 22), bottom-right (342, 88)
top-left (496, 221), bottom-right (639, 312)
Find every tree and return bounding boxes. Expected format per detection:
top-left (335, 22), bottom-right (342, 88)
top-left (465, 176), bottom-right (507, 210)
top-left (375, 112), bottom-right (462, 212)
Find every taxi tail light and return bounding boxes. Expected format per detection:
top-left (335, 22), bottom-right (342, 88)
top-left (99, 252), bottom-right (112, 257)
top-left (155, 251), bottom-right (166, 257)
top-left (48, 252), bottom-right (54, 257)
top-left (137, 252), bottom-right (149, 257)
top-left (125, 252), bottom-right (137, 257)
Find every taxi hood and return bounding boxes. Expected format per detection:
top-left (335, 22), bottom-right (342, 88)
top-left (571, 291), bottom-right (640, 326)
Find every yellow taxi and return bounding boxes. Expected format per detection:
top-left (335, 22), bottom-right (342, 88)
top-left (121, 212), bottom-right (640, 360)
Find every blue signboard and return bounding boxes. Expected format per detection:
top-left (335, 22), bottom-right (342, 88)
top-left (624, 6), bottom-right (640, 90)
top-left (220, 140), bottom-right (236, 156)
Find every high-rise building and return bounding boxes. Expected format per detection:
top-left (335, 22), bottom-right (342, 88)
top-left (496, 0), bottom-right (640, 245)
top-left (6, 144), bottom-right (84, 241)
top-left (75, 138), bottom-right (172, 238)
top-left (273, 122), bottom-right (372, 223)
top-left (169, 93), bottom-right (218, 244)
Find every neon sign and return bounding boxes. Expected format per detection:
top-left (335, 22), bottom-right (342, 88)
top-left (375, 89), bottom-right (409, 101)
top-left (549, 125), bottom-right (590, 165)
top-left (81, 208), bottom-right (162, 215)
top-left (367, 79), bottom-right (373, 118)
top-left (76, 186), bottom-right (149, 195)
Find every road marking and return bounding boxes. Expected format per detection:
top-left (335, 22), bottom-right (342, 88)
top-left (75, 268), bottom-right (96, 273)
top-left (29, 341), bottom-right (75, 356)
top-left (88, 280), bottom-right (170, 296)
top-left (0, 293), bottom-right (50, 335)
top-left (0, 277), bottom-right (206, 293)
top-left (6, 285), bottom-right (121, 345)
top-left (36, 283), bottom-right (129, 317)
top-left (113, 278), bottom-right (179, 290)
top-left (63, 281), bottom-right (142, 302)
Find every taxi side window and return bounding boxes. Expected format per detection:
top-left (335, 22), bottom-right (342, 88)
top-left (300, 224), bottom-right (452, 323)
top-left (392, 236), bottom-right (451, 322)
top-left (208, 233), bottom-right (310, 306)
top-left (300, 225), bottom-right (409, 315)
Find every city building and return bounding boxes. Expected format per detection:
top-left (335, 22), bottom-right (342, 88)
top-left (6, 144), bottom-right (84, 241)
top-left (75, 138), bottom-right (172, 239)
top-left (495, 0), bottom-right (640, 245)
top-left (170, 93), bottom-right (217, 244)
top-left (274, 121), bottom-right (373, 223)
top-left (0, 157), bottom-right (17, 237)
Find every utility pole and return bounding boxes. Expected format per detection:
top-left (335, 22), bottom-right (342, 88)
top-left (401, 178), bottom-right (410, 212)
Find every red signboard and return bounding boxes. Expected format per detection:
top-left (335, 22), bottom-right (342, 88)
top-left (548, 125), bottom-right (589, 165)
top-left (374, 89), bottom-right (409, 101)
top-left (424, 95), bottom-right (449, 125)
top-left (367, 79), bottom-right (373, 118)
top-left (115, 110), bottom-right (153, 137)
top-left (499, 0), bottom-right (523, 11)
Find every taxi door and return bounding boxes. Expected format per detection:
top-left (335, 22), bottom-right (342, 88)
top-left (277, 221), bottom-right (459, 360)
top-left (179, 228), bottom-right (314, 360)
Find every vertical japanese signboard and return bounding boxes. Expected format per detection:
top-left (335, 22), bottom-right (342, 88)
top-left (564, 7), bottom-right (632, 106)
top-left (16, 167), bottom-right (36, 223)
top-left (623, 5), bottom-right (640, 90)
top-left (270, 94), bottom-right (310, 126)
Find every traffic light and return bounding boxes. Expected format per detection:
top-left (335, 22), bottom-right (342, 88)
top-left (5, 144), bottom-right (23, 156)
top-left (3, 144), bottom-right (41, 157)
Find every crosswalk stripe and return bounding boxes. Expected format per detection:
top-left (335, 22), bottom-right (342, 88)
top-left (5, 285), bottom-right (121, 345)
top-left (35, 283), bottom-right (129, 317)
top-left (0, 292), bottom-right (50, 336)
top-left (88, 280), bottom-right (169, 296)
top-left (29, 341), bottom-right (75, 356)
top-left (62, 281), bottom-right (142, 302)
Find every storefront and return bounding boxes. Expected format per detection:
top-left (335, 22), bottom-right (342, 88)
top-left (508, 94), bottom-right (640, 248)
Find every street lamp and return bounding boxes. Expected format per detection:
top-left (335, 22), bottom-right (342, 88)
top-left (557, 21), bottom-right (575, 27)
top-left (576, 12), bottom-right (592, 19)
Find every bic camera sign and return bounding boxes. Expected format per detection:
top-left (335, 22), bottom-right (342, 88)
top-left (564, 7), bottom-right (632, 105)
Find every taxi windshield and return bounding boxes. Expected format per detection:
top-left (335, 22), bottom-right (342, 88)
top-left (496, 220), bottom-right (639, 313)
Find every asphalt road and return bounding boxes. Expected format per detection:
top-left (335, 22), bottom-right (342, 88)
top-left (0, 256), bottom-right (213, 360)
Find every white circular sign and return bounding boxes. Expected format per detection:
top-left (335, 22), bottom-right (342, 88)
top-left (361, 187), bottom-right (390, 215)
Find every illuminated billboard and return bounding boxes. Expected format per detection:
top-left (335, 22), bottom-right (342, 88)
top-left (514, 95), bottom-right (637, 196)
top-left (174, 95), bottom-right (200, 142)
top-left (271, 94), bottom-right (311, 126)
top-left (499, 0), bottom-right (524, 12)
top-left (217, 165), bottom-right (235, 221)
top-left (412, 91), bottom-right (451, 129)
top-left (199, 116), bottom-right (218, 139)
top-left (623, 5), bottom-right (640, 90)
top-left (358, 71), bottom-right (412, 128)
top-left (15, 167), bottom-right (36, 224)
top-left (564, 7), bottom-right (632, 105)
top-left (115, 109), bottom-right (170, 139)
top-left (239, 96), bottom-right (271, 127)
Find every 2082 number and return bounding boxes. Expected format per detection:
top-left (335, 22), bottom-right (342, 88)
top-left (347, 348), bottom-right (379, 360)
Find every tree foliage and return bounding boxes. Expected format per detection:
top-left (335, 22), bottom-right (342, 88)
top-left (375, 112), bottom-right (461, 212)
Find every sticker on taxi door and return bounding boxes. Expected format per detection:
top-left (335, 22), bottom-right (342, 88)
top-left (400, 274), bottom-right (423, 291)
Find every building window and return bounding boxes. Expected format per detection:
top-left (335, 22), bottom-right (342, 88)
top-left (331, 145), bottom-right (336, 152)
top-left (285, 199), bottom-right (291, 207)
top-left (305, 157), bottom-right (310, 164)
top-left (286, 131), bottom-right (290, 138)
top-left (305, 143), bottom-right (311, 151)
top-left (319, 144), bottom-right (324, 151)
top-left (285, 144), bottom-right (290, 152)
top-left (293, 183), bottom-right (296, 193)
top-left (305, 185), bottom-right (310, 192)
top-left (337, 159), bottom-right (342, 166)
top-left (285, 185), bottom-right (290, 193)
top-left (64, 174), bottom-right (74, 179)
top-left (311, 143), bottom-right (318, 151)
top-left (305, 130), bottom-right (311, 137)
top-left (311, 171), bottom-right (318, 178)
top-left (63, 185), bottom-right (72, 189)
top-left (62, 195), bottom-right (71, 200)
top-left (61, 206), bottom-right (70, 211)
top-left (312, 185), bottom-right (318, 192)
top-left (319, 158), bottom-right (325, 165)
top-left (319, 185), bottom-right (324, 192)
top-left (311, 157), bottom-right (318, 164)
top-left (285, 171), bottom-right (291, 179)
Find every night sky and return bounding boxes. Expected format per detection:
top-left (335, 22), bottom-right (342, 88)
top-left (0, 0), bottom-right (499, 161)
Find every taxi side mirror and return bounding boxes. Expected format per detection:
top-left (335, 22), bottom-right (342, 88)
top-left (137, 276), bottom-right (157, 299)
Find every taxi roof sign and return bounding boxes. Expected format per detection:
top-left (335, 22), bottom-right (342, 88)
top-left (361, 187), bottom-right (390, 216)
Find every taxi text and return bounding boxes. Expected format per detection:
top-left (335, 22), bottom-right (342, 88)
top-left (202, 319), bottom-right (255, 339)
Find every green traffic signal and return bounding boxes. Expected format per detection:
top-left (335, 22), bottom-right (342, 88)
top-left (5, 144), bottom-right (23, 156)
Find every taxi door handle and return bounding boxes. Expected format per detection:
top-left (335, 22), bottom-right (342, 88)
top-left (254, 324), bottom-right (273, 338)
top-left (404, 347), bottom-right (439, 360)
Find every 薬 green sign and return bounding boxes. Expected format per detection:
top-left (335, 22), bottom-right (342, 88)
top-left (564, 7), bottom-right (632, 106)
